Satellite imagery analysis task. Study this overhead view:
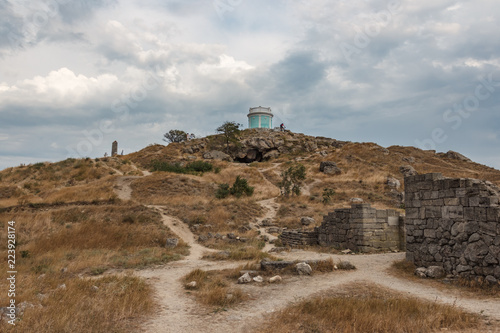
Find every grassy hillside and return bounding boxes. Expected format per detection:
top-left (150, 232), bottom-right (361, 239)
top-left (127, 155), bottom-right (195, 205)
top-left (1, 129), bottom-right (500, 331)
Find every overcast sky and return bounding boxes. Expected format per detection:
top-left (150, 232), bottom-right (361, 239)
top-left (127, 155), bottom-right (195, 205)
top-left (1, 0), bottom-right (500, 171)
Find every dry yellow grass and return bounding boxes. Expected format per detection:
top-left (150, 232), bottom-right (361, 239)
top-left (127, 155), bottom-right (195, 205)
top-left (0, 275), bottom-right (154, 333)
top-left (182, 268), bottom-right (248, 308)
top-left (0, 157), bottom-right (142, 207)
top-left (202, 239), bottom-right (275, 261)
top-left (0, 204), bottom-right (188, 331)
top-left (256, 282), bottom-right (481, 333)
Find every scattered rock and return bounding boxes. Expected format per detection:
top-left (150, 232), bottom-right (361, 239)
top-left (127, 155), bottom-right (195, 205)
top-left (301, 217), bottom-right (315, 226)
top-left (269, 247), bottom-right (287, 253)
top-left (350, 198), bottom-right (363, 203)
top-left (203, 150), bottom-right (232, 161)
top-left (267, 227), bottom-right (281, 234)
top-left (237, 273), bottom-right (253, 284)
top-left (198, 235), bottom-right (209, 242)
top-left (165, 238), bottom-right (179, 248)
top-left (485, 275), bottom-right (498, 285)
top-left (387, 177), bottom-right (401, 189)
top-left (426, 266), bottom-right (445, 279)
top-left (263, 150), bottom-right (280, 160)
top-left (337, 261), bottom-right (356, 270)
top-left (402, 156), bottom-right (415, 163)
top-left (319, 161), bottom-right (342, 175)
top-left (443, 150), bottom-right (472, 162)
top-left (186, 281), bottom-right (197, 289)
top-left (400, 165), bottom-right (417, 177)
top-left (227, 233), bottom-right (237, 240)
top-left (57, 284), bottom-right (66, 290)
top-left (269, 275), bottom-right (282, 283)
top-left (253, 276), bottom-right (264, 283)
top-left (296, 262), bottom-right (313, 275)
top-left (415, 267), bottom-right (427, 278)
top-left (261, 218), bottom-right (274, 227)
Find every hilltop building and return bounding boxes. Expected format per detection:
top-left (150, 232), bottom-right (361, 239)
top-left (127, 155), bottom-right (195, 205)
top-left (248, 106), bottom-right (273, 129)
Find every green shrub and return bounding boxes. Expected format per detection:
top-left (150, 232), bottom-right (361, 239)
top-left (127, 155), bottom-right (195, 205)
top-left (186, 161), bottom-right (213, 173)
top-left (216, 176), bottom-right (254, 199)
top-left (230, 176), bottom-right (254, 198)
top-left (215, 183), bottom-right (230, 199)
top-left (279, 164), bottom-right (306, 196)
top-left (322, 188), bottom-right (336, 204)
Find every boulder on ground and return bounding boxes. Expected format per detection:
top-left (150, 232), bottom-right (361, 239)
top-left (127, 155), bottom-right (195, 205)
top-left (237, 272), bottom-right (252, 284)
top-left (415, 267), bottom-right (427, 278)
top-left (319, 161), bottom-right (342, 175)
top-left (443, 150), bottom-right (472, 162)
top-left (400, 165), bottom-right (417, 177)
top-left (426, 266), bottom-right (445, 279)
top-left (269, 275), bottom-right (282, 283)
top-left (387, 177), bottom-right (401, 189)
top-left (165, 238), bottom-right (179, 248)
top-left (203, 150), bottom-right (231, 161)
top-left (186, 281), bottom-right (197, 289)
top-left (296, 262), bottom-right (312, 275)
top-left (253, 276), bottom-right (264, 283)
top-left (301, 217), bottom-right (315, 226)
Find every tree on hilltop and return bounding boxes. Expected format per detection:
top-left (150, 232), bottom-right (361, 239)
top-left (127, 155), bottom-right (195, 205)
top-left (216, 121), bottom-right (242, 152)
top-left (163, 129), bottom-right (187, 143)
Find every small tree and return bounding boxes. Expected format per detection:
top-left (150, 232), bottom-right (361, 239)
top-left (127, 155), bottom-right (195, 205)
top-left (230, 176), bottom-right (254, 198)
top-left (216, 121), bottom-right (242, 152)
top-left (279, 163), bottom-right (306, 197)
top-left (163, 129), bottom-right (187, 143)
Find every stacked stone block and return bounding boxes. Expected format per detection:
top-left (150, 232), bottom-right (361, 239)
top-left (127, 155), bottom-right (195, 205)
top-left (405, 173), bottom-right (500, 283)
top-left (317, 204), bottom-right (403, 252)
top-left (279, 230), bottom-right (319, 247)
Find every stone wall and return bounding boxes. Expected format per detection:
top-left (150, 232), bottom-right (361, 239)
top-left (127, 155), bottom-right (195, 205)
top-left (317, 204), bottom-right (404, 252)
top-left (405, 173), bottom-right (500, 283)
top-left (279, 230), bottom-right (319, 247)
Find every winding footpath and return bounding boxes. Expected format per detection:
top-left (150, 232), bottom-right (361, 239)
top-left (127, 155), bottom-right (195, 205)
top-left (112, 170), bottom-right (500, 333)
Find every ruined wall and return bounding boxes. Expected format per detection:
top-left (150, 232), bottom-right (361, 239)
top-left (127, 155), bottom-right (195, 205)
top-left (317, 204), bottom-right (404, 252)
top-left (405, 173), bottom-right (500, 283)
top-left (279, 230), bottom-right (319, 247)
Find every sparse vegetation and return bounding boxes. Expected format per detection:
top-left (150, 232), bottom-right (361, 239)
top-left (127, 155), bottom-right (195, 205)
top-left (256, 283), bottom-right (480, 333)
top-left (150, 160), bottom-right (214, 174)
top-left (216, 176), bottom-right (254, 199)
top-left (182, 268), bottom-right (248, 308)
top-left (279, 163), bottom-right (306, 197)
top-left (0, 204), bottom-right (188, 331)
top-left (322, 188), bottom-right (336, 204)
top-left (1, 275), bottom-right (154, 333)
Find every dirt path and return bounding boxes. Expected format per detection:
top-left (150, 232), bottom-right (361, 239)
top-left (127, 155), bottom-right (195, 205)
top-left (301, 178), bottom-right (322, 196)
top-left (138, 248), bottom-right (500, 333)
top-left (252, 198), bottom-right (280, 251)
top-left (117, 163), bottom-right (500, 333)
top-left (114, 176), bottom-right (141, 200)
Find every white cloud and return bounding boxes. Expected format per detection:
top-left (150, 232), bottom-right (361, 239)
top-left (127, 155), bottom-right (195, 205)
top-left (1, 0), bottom-right (500, 171)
